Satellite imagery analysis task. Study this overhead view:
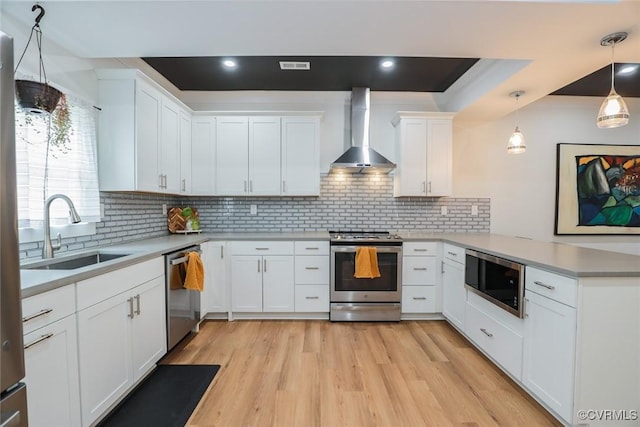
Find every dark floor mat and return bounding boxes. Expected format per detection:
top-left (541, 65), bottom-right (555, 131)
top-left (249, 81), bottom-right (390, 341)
top-left (98, 364), bottom-right (220, 427)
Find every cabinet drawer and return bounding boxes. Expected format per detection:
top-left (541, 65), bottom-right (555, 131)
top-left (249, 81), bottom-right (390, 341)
top-left (525, 267), bottom-right (577, 308)
top-left (294, 241), bottom-right (329, 255)
top-left (403, 242), bottom-right (438, 256)
top-left (77, 257), bottom-right (164, 310)
top-left (402, 257), bottom-right (437, 285)
top-left (295, 285), bottom-right (329, 312)
top-left (402, 286), bottom-right (437, 313)
top-left (22, 285), bottom-right (76, 335)
top-left (231, 241), bottom-right (294, 256)
top-left (465, 302), bottom-right (524, 380)
top-left (295, 256), bottom-right (329, 285)
top-left (443, 243), bottom-right (465, 263)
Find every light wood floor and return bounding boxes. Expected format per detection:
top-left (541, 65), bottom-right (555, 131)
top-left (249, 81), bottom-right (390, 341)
top-left (162, 320), bottom-right (561, 427)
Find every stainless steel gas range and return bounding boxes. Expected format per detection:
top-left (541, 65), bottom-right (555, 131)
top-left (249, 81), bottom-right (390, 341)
top-left (329, 231), bottom-right (403, 321)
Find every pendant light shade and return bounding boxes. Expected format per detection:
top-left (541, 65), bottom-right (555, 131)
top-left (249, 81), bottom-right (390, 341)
top-left (507, 91), bottom-right (526, 154)
top-left (597, 32), bottom-right (629, 129)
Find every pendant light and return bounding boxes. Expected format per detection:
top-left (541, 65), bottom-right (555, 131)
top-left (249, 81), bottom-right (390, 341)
top-left (507, 90), bottom-right (526, 154)
top-left (597, 32), bottom-right (629, 128)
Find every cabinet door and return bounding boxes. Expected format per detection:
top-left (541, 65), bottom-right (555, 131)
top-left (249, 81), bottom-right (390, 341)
top-left (523, 291), bottom-right (576, 422)
top-left (216, 116), bottom-right (249, 195)
top-left (203, 242), bottom-right (228, 314)
top-left (24, 315), bottom-right (81, 427)
top-left (394, 118), bottom-right (427, 196)
top-left (262, 256), bottom-right (295, 312)
top-left (231, 256), bottom-right (262, 311)
top-left (442, 260), bottom-right (466, 330)
top-left (281, 116), bottom-right (320, 195)
top-left (77, 294), bottom-right (132, 426)
top-left (135, 79), bottom-right (161, 192)
top-left (130, 277), bottom-right (167, 383)
top-left (249, 116), bottom-right (281, 195)
top-left (191, 116), bottom-right (216, 195)
top-left (426, 119), bottom-right (452, 196)
top-left (179, 109), bottom-right (192, 194)
top-left (160, 96), bottom-right (181, 193)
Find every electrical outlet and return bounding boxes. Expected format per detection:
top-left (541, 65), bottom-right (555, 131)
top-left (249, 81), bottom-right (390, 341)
top-left (250, 204), bottom-right (257, 215)
top-left (441, 206), bottom-right (448, 216)
top-left (100, 203), bottom-right (105, 219)
top-left (471, 205), bottom-right (478, 216)
top-left (162, 204), bottom-right (167, 215)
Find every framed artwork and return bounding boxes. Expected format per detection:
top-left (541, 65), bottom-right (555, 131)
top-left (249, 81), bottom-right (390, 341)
top-left (555, 143), bottom-right (640, 235)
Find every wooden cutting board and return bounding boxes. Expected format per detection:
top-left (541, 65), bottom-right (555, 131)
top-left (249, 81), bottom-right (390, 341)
top-left (167, 207), bottom-right (199, 233)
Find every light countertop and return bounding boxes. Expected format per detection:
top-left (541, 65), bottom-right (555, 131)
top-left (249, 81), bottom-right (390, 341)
top-left (20, 231), bottom-right (640, 298)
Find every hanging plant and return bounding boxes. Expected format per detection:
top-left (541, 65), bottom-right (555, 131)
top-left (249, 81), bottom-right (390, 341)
top-left (14, 4), bottom-right (72, 153)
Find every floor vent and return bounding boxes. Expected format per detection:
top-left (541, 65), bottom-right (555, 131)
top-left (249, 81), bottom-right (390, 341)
top-left (279, 61), bottom-right (311, 70)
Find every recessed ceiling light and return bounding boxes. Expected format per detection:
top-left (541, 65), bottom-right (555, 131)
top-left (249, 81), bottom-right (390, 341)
top-left (222, 59), bottom-right (237, 69)
top-left (618, 64), bottom-right (639, 75)
top-left (380, 59), bottom-right (394, 69)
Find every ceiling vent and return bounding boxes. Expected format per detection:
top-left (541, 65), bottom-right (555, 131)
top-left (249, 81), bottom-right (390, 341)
top-left (279, 61), bottom-right (311, 70)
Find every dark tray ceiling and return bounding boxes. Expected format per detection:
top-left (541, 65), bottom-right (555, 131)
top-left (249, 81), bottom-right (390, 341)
top-left (552, 63), bottom-right (640, 97)
top-left (142, 56), bottom-right (479, 92)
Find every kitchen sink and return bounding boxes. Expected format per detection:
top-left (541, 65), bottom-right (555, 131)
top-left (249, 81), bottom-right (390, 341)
top-left (22, 251), bottom-right (131, 270)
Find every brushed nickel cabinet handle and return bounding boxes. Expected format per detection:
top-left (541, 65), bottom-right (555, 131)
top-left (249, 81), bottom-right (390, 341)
top-left (283, 180), bottom-right (286, 193)
top-left (534, 280), bottom-right (555, 290)
top-left (220, 246), bottom-right (224, 259)
top-left (263, 259), bottom-right (267, 272)
top-left (22, 308), bottom-right (53, 323)
top-left (422, 181), bottom-right (426, 194)
top-left (480, 328), bottom-right (493, 338)
top-left (305, 296), bottom-right (319, 300)
top-left (181, 179), bottom-right (186, 192)
top-left (413, 249), bottom-right (428, 252)
top-left (257, 259), bottom-right (261, 272)
top-left (244, 181), bottom-right (247, 192)
top-left (428, 181), bottom-right (432, 193)
top-left (412, 297), bottom-right (427, 300)
top-left (24, 333), bottom-right (54, 350)
top-left (413, 267), bottom-right (427, 271)
top-left (127, 297), bottom-right (134, 319)
top-left (305, 267), bottom-right (320, 270)
top-left (305, 247), bottom-right (319, 250)
top-left (447, 251), bottom-right (457, 256)
top-left (255, 247), bottom-right (269, 251)
top-left (135, 294), bottom-right (141, 316)
top-left (250, 180), bottom-right (253, 193)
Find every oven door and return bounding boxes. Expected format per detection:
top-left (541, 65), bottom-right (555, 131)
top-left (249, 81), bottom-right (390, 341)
top-left (330, 245), bottom-right (402, 303)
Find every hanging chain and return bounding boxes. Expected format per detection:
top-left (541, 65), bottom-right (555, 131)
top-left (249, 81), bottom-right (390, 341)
top-left (14, 6), bottom-right (49, 84)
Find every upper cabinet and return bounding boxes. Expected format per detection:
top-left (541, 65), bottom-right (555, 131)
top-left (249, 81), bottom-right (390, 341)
top-left (392, 112), bottom-right (454, 197)
top-left (96, 69), bottom-right (191, 194)
top-left (216, 115), bottom-right (320, 196)
top-left (191, 115), bottom-right (216, 195)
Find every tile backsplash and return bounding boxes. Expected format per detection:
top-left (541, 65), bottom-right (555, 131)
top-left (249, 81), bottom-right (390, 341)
top-left (19, 174), bottom-right (489, 259)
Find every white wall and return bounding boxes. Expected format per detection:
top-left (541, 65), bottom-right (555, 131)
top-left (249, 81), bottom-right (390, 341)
top-left (453, 96), bottom-right (640, 255)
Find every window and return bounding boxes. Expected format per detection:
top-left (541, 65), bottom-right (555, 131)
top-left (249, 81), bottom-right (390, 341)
top-left (15, 91), bottom-right (100, 241)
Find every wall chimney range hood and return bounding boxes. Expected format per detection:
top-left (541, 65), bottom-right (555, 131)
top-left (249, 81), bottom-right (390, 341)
top-left (330, 88), bottom-right (396, 174)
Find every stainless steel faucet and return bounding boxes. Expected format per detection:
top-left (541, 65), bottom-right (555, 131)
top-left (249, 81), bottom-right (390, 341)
top-left (43, 194), bottom-right (82, 259)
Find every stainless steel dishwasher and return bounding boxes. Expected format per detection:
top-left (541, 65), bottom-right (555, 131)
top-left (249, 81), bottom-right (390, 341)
top-left (165, 245), bottom-right (201, 351)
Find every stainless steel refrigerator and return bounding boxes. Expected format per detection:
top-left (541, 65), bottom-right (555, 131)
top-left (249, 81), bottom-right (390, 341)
top-left (0, 31), bottom-right (28, 426)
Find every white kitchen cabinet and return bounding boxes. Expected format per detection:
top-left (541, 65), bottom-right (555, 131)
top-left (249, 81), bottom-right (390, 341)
top-left (191, 116), bottom-right (216, 195)
top-left (76, 258), bottom-right (166, 426)
top-left (96, 69), bottom-right (192, 194)
top-left (179, 109), bottom-right (192, 194)
top-left (401, 241), bottom-right (439, 315)
top-left (442, 244), bottom-right (466, 330)
top-left (230, 241), bottom-right (295, 312)
top-left (523, 278), bottom-right (577, 422)
top-left (249, 116), bottom-right (282, 195)
top-left (281, 116), bottom-right (320, 195)
top-left (392, 113), bottom-right (454, 197)
top-left (294, 241), bottom-right (329, 313)
top-left (216, 116), bottom-right (250, 195)
top-left (22, 289), bottom-right (81, 427)
top-left (202, 241), bottom-right (228, 315)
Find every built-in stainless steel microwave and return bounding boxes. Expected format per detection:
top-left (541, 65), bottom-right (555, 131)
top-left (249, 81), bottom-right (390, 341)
top-left (464, 249), bottom-right (525, 318)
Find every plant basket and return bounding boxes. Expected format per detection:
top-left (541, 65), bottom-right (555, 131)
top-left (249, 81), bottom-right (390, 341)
top-left (15, 79), bottom-right (62, 114)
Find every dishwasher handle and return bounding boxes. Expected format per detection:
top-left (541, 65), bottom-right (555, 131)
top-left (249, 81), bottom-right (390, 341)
top-left (170, 249), bottom-right (202, 266)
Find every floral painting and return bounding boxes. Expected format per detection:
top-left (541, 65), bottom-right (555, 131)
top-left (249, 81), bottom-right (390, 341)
top-left (555, 143), bottom-right (640, 235)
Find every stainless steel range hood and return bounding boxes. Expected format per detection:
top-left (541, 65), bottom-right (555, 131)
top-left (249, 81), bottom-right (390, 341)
top-left (330, 88), bottom-right (396, 174)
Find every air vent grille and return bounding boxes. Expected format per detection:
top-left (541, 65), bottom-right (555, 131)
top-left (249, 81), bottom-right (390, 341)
top-left (279, 61), bottom-right (311, 71)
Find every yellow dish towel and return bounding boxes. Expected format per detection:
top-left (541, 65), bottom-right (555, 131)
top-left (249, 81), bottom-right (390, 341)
top-left (184, 251), bottom-right (205, 292)
top-left (354, 247), bottom-right (381, 279)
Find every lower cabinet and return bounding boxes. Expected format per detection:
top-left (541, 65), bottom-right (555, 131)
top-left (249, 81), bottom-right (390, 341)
top-left (201, 241), bottom-right (228, 315)
top-left (523, 289), bottom-right (576, 422)
top-left (442, 256), bottom-right (466, 330)
top-left (402, 286), bottom-right (437, 313)
top-left (77, 276), bottom-right (166, 426)
top-left (23, 314), bottom-right (81, 427)
top-left (294, 241), bottom-right (330, 313)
